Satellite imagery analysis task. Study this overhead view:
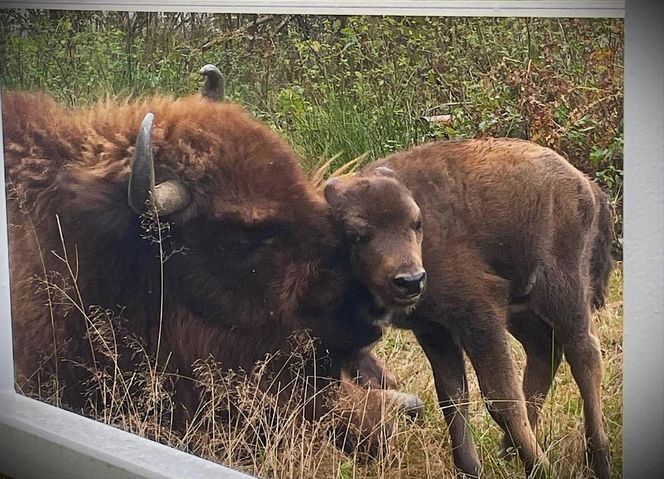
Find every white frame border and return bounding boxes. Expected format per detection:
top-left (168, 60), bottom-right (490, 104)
top-left (0, 1), bottom-right (625, 17)
top-left (0, 390), bottom-right (252, 479)
top-left (622, 0), bottom-right (664, 477)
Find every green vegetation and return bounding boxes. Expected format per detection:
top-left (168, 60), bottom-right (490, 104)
top-left (1, 11), bottom-right (623, 252)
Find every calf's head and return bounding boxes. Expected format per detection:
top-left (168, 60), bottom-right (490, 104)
top-left (324, 167), bottom-right (426, 313)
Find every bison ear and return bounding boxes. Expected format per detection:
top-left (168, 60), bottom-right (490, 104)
top-left (373, 166), bottom-right (397, 178)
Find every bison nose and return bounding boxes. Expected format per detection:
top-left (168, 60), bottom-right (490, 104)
top-left (393, 270), bottom-right (427, 298)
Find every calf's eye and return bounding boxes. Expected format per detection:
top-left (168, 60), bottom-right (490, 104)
top-left (415, 219), bottom-right (423, 232)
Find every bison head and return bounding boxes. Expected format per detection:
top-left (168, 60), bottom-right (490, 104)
top-left (58, 90), bottom-right (340, 343)
top-left (324, 167), bottom-right (426, 317)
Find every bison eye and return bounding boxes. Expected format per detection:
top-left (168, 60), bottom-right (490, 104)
top-left (414, 219), bottom-right (423, 232)
top-left (351, 232), bottom-right (371, 245)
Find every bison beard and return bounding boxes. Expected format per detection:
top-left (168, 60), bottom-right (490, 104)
top-left (325, 138), bottom-right (614, 479)
top-left (2, 90), bottom-right (405, 453)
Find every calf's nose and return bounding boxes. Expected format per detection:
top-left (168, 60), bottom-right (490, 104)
top-left (393, 269), bottom-right (427, 298)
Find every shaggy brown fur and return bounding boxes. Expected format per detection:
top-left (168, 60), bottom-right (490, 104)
top-left (3, 90), bottom-right (407, 447)
top-left (325, 138), bottom-right (614, 478)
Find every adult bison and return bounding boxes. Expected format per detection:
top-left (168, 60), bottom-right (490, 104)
top-left (324, 138), bottom-right (614, 478)
top-left (2, 85), bottom-right (413, 447)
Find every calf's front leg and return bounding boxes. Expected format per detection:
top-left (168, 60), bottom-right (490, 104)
top-left (414, 322), bottom-right (481, 478)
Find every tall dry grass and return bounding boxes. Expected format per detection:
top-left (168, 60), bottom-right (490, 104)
top-left (12, 180), bottom-right (623, 479)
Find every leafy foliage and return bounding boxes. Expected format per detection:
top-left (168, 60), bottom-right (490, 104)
top-left (0, 11), bottom-right (624, 251)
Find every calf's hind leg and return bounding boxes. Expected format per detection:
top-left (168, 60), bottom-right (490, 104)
top-left (499, 311), bottom-right (563, 458)
top-left (530, 276), bottom-right (610, 479)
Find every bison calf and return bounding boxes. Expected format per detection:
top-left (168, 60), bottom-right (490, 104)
top-left (325, 138), bottom-right (613, 478)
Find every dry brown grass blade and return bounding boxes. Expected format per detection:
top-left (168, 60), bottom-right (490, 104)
top-left (309, 152), bottom-right (343, 187)
top-left (329, 152), bottom-right (368, 178)
top-left (312, 152), bottom-right (369, 191)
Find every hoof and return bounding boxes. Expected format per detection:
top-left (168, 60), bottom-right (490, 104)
top-left (384, 390), bottom-right (425, 418)
top-left (496, 443), bottom-right (518, 461)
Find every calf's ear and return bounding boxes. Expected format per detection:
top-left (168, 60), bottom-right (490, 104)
top-left (323, 177), bottom-right (344, 207)
top-left (373, 166), bottom-right (397, 178)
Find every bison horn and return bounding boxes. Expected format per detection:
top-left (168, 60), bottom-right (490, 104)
top-left (200, 64), bottom-right (224, 101)
top-left (128, 112), bottom-right (190, 215)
